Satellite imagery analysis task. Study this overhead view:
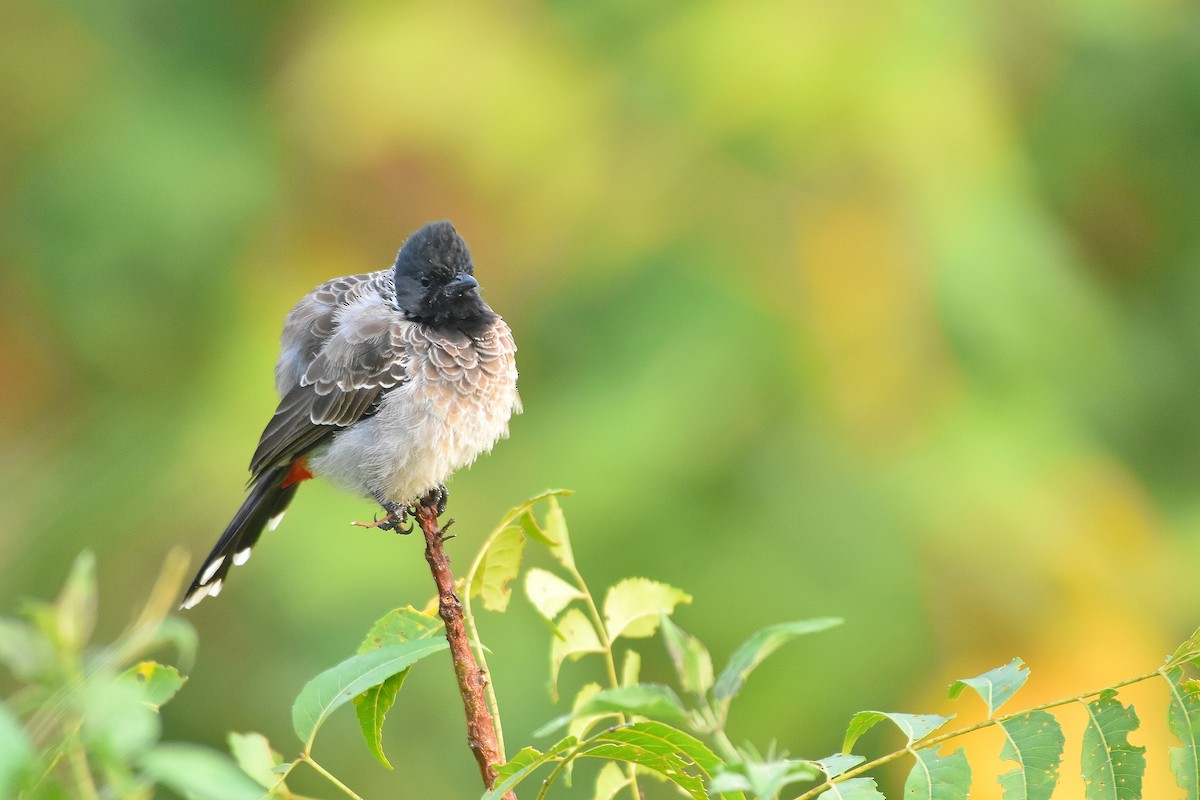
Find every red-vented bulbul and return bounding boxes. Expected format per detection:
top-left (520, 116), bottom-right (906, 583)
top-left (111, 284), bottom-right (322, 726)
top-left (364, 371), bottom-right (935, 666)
top-left (182, 220), bottom-right (521, 609)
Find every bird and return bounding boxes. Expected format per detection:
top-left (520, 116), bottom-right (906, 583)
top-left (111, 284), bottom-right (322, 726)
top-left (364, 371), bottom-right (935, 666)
top-left (181, 220), bottom-right (521, 609)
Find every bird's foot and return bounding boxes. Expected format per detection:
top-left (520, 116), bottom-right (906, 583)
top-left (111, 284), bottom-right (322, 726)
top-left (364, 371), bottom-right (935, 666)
top-left (428, 484), bottom-right (449, 517)
top-left (351, 502), bottom-right (413, 535)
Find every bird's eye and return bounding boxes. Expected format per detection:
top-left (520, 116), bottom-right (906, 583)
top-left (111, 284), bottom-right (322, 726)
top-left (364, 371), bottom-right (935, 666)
top-left (419, 276), bottom-right (431, 288)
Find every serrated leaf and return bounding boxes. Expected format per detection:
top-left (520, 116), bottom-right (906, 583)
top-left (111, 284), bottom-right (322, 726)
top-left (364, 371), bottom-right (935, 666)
top-left (948, 659), bottom-right (1029, 716)
top-left (1164, 667), bottom-right (1200, 798)
top-left (904, 747), bottom-right (970, 800)
top-left (495, 489), bottom-right (575, 532)
top-left (292, 639), bottom-right (448, 749)
top-left (603, 578), bottom-right (690, 642)
top-left (592, 761), bottom-right (632, 800)
top-left (139, 743), bottom-right (265, 800)
top-left (352, 606), bottom-right (443, 769)
top-left (472, 526), bottom-right (526, 612)
top-left (660, 615), bottom-right (715, 698)
top-left (578, 721), bottom-right (722, 800)
top-left (997, 709), bottom-right (1064, 800)
top-left (842, 712), bottom-right (953, 753)
top-left (526, 568), bottom-right (584, 623)
top-left (1081, 691), bottom-right (1145, 800)
top-left (713, 618), bottom-right (843, 705)
top-left (483, 738), bottom-right (578, 800)
top-left (0, 702), bottom-right (32, 799)
top-left (126, 661), bottom-right (187, 709)
top-left (227, 732), bottom-right (282, 790)
top-left (550, 607), bottom-right (605, 700)
top-left (54, 550), bottom-right (97, 655)
top-left (816, 777), bottom-right (885, 799)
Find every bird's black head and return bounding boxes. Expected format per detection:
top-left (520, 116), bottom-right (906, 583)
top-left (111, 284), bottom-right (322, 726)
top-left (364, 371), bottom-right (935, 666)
top-left (392, 220), bottom-right (496, 334)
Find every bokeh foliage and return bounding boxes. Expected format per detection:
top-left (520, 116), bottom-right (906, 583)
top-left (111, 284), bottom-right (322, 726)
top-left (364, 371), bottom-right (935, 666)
top-left (2, 0), bottom-right (1200, 797)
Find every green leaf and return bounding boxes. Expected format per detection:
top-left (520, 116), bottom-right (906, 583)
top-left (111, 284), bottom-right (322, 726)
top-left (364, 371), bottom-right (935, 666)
top-left (525, 567), bottom-right (585, 624)
top-left (472, 525), bottom-right (526, 612)
top-left (621, 648), bottom-right (641, 687)
top-left (578, 721), bottom-right (721, 800)
top-left (842, 712), bottom-right (953, 753)
top-left (541, 496), bottom-right (577, 571)
top-left (483, 738), bottom-right (578, 800)
top-left (713, 618), bottom-right (843, 705)
top-left (1081, 690), bottom-right (1145, 800)
top-left (816, 777), bottom-right (885, 799)
top-left (126, 661), bottom-right (187, 709)
top-left (550, 607), bottom-right (605, 700)
top-left (592, 761), bottom-right (633, 800)
top-left (352, 606), bottom-right (443, 769)
top-left (1169, 627), bottom-right (1200, 668)
top-left (357, 606), bottom-right (443, 650)
top-left (904, 747), bottom-right (970, 800)
top-left (997, 709), bottom-right (1064, 800)
top-left (948, 659), bottom-right (1029, 716)
top-left (711, 758), bottom-right (815, 798)
top-left (1164, 667), bottom-right (1200, 799)
top-left (661, 615), bottom-right (714, 698)
top-left (53, 550), bottom-right (98, 655)
top-left (292, 639), bottom-right (448, 750)
top-left (79, 674), bottom-right (160, 759)
top-left (0, 702), bottom-right (32, 799)
top-left (603, 578), bottom-right (690, 642)
top-left (495, 488), bottom-right (575, 533)
top-left (0, 617), bottom-right (53, 681)
top-left (576, 684), bottom-right (690, 726)
top-left (816, 754), bottom-right (865, 778)
top-left (227, 732), bottom-right (282, 790)
top-left (140, 743), bottom-right (266, 800)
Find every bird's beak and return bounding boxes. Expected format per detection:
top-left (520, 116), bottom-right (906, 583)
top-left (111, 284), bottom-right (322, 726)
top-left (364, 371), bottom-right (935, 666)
top-left (446, 273), bottom-right (479, 296)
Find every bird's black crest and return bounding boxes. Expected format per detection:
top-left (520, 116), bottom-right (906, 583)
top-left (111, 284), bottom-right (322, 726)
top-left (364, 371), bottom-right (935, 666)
top-left (394, 220), bottom-right (474, 279)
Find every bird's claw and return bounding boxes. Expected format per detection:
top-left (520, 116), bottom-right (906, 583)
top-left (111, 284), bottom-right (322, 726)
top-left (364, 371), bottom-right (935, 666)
top-left (352, 503), bottom-right (413, 534)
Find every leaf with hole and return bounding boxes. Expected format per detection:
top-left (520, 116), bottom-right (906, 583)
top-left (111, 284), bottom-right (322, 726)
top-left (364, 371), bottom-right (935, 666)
top-left (292, 639), bottom-right (448, 750)
top-left (126, 661), bottom-right (186, 709)
top-left (1164, 666), bottom-right (1200, 799)
top-left (949, 659), bottom-right (1028, 716)
top-left (904, 747), bottom-right (970, 800)
top-left (997, 709), bottom-right (1063, 800)
top-left (1081, 690), bottom-right (1145, 800)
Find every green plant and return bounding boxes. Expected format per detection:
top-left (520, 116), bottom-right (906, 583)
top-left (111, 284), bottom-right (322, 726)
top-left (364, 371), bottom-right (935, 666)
top-left (5, 495), bottom-right (1199, 800)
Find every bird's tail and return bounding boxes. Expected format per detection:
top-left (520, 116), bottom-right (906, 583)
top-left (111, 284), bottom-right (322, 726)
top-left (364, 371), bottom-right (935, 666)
top-left (181, 463), bottom-right (300, 609)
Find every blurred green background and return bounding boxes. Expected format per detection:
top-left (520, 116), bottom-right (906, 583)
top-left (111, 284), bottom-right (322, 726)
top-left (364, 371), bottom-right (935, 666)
top-left (3, 1), bottom-right (1200, 797)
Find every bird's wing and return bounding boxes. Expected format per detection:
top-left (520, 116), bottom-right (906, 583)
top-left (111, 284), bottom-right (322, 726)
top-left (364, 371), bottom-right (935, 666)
top-left (249, 275), bottom-right (412, 477)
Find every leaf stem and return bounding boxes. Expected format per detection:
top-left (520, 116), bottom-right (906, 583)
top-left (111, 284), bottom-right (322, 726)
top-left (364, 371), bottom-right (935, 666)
top-left (300, 753), bottom-right (366, 800)
top-left (790, 667), bottom-right (1164, 800)
top-left (563, 562), bottom-right (640, 800)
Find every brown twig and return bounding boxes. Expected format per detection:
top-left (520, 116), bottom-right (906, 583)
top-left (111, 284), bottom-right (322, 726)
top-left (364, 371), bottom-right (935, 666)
top-left (413, 492), bottom-right (516, 799)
